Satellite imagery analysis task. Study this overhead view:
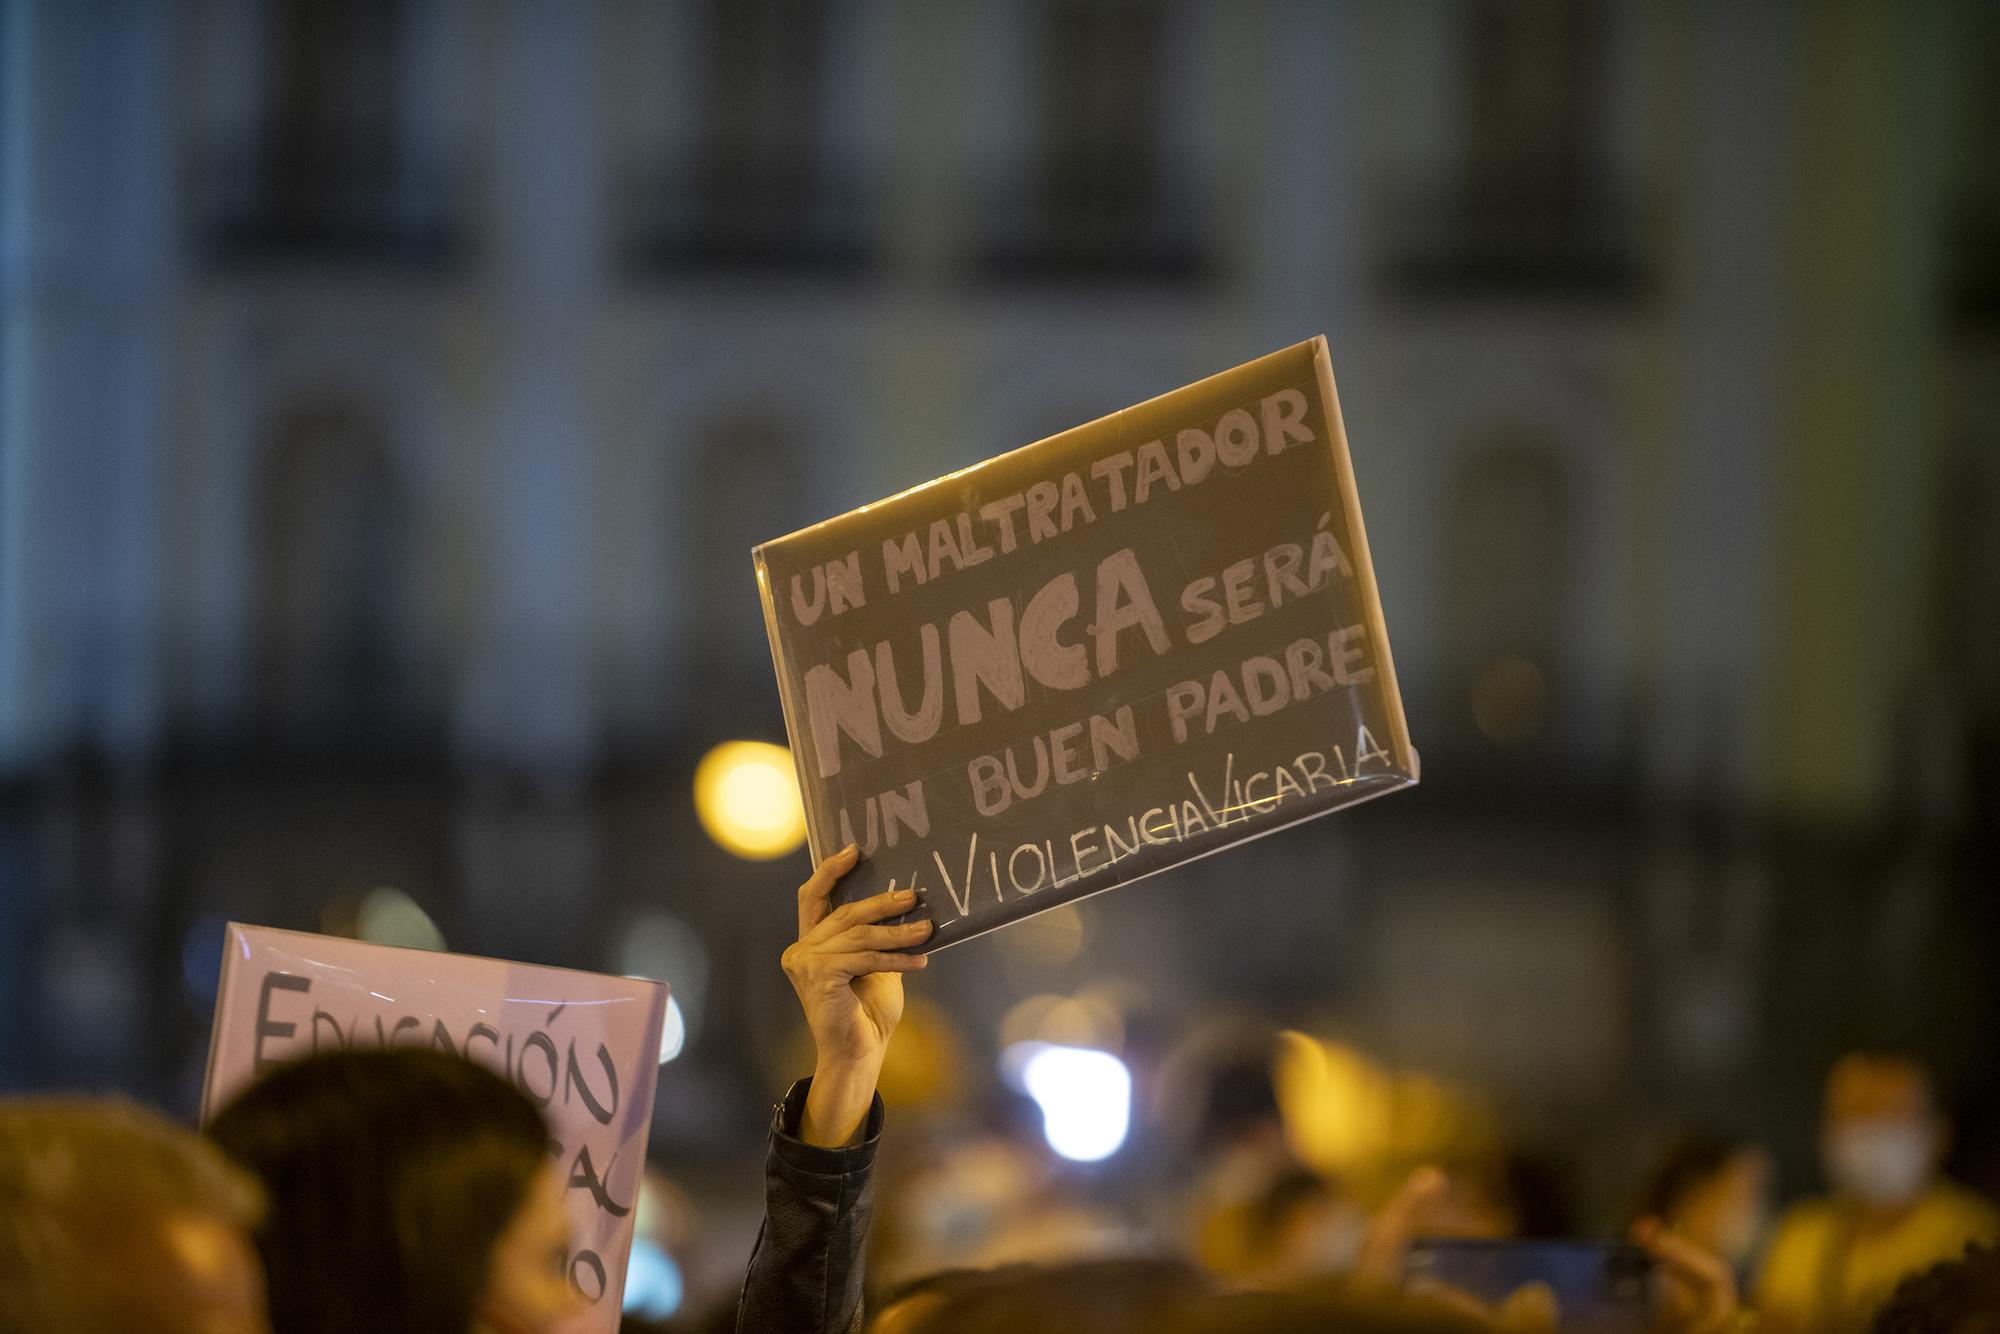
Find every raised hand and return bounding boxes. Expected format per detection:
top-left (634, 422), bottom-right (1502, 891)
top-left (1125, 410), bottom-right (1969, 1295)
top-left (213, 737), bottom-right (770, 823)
top-left (780, 845), bottom-right (932, 1145)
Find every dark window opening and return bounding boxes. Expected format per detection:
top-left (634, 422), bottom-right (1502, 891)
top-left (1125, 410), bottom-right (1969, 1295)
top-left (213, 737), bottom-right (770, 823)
top-left (253, 400), bottom-right (409, 746)
top-left (971, 0), bottom-right (1212, 285)
top-left (1440, 433), bottom-right (1572, 757)
top-left (1388, 0), bottom-right (1643, 300)
top-left (197, 0), bottom-right (462, 268)
top-left (624, 0), bottom-right (877, 276)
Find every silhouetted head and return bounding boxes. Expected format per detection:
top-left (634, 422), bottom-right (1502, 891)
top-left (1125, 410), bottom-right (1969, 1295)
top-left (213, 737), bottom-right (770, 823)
top-left (871, 1258), bottom-right (1213, 1334)
top-left (1163, 1285), bottom-right (1489, 1334)
top-left (208, 1046), bottom-right (582, 1334)
top-left (0, 1097), bottom-right (268, 1334)
top-left (1634, 1132), bottom-right (1771, 1264)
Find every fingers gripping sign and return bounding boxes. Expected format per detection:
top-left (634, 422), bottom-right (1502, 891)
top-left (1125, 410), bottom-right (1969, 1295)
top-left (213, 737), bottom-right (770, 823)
top-left (784, 845), bottom-right (932, 1064)
top-left (783, 844), bottom-right (932, 1146)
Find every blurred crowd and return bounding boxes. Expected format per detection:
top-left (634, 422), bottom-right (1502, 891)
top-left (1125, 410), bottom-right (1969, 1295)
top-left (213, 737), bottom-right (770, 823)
top-left (6, 1037), bottom-right (1996, 1334)
top-left (2, 850), bottom-right (1996, 1333)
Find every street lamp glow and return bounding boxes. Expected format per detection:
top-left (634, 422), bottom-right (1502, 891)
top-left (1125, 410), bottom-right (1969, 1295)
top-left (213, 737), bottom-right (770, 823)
top-left (694, 741), bottom-right (807, 860)
top-left (356, 887), bottom-right (445, 952)
top-left (1017, 1043), bottom-right (1132, 1163)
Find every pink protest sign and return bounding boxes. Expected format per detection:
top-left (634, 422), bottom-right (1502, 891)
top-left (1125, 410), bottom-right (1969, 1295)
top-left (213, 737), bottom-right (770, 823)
top-left (201, 923), bottom-right (669, 1333)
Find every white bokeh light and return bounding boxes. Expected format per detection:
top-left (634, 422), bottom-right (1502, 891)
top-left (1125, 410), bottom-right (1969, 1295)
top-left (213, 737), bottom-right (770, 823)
top-left (618, 910), bottom-right (709, 1054)
top-left (622, 1238), bottom-right (683, 1319)
top-left (658, 994), bottom-right (686, 1065)
top-left (1015, 1043), bottom-right (1132, 1163)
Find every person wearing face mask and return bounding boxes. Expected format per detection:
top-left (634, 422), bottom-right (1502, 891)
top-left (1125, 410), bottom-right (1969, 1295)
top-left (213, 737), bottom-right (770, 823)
top-left (1633, 1133), bottom-right (1774, 1275)
top-left (1754, 1051), bottom-right (2000, 1333)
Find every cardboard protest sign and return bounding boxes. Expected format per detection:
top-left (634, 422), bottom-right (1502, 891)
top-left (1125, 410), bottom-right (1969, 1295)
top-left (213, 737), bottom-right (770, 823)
top-left (755, 337), bottom-right (1416, 951)
top-left (201, 924), bottom-right (668, 1333)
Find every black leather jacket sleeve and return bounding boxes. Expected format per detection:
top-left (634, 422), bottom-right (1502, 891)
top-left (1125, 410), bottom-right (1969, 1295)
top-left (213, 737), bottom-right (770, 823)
top-left (736, 1077), bottom-right (884, 1334)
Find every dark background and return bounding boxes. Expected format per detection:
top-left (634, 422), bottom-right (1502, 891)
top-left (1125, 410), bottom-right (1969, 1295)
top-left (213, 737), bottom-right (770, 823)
top-left (2, 0), bottom-right (1997, 1306)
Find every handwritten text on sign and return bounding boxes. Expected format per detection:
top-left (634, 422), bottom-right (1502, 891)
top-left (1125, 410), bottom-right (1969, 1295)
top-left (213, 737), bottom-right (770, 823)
top-left (755, 338), bottom-right (1417, 951)
top-left (201, 925), bottom-right (668, 1334)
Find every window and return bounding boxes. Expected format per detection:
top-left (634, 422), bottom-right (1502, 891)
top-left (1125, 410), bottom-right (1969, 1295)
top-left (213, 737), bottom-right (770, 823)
top-left (974, 0), bottom-right (1209, 283)
top-left (1440, 433), bottom-right (1571, 749)
top-left (626, 0), bottom-right (875, 274)
top-left (254, 400), bottom-right (406, 742)
top-left (1390, 0), bottom-right (1640, 298)
top-left (262, 0), bottom-right (402, 220)
top-left (200, 0), bottom-right (460, 266)
top-left (684, 412), bottom-right (805, 711)
top-left (1947, 5), bottom-right (2000, 330)
top-left (1465, 0), bottom-right (1595, 197)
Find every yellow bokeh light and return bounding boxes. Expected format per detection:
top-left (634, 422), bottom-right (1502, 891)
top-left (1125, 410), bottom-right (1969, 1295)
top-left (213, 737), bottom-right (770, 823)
top-left (997, 902), bottom-right (1087, 969)
top-left (694, 741), bottom-right (808, 860)
top-left (1272, 1032), bottom-right (1502, 1205)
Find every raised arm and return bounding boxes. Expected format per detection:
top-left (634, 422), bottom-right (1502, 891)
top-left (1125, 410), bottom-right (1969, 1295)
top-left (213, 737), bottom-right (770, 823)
top-left (737, 846), bottom-right (932, 1334)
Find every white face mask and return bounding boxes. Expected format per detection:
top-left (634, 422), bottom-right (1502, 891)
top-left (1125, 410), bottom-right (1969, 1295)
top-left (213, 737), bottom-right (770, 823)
top-left (1824, 1119), bottom-right (1932, 1207)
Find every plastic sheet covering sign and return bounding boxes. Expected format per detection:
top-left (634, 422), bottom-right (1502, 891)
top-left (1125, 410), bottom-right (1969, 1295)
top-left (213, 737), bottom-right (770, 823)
top-left (754, 337), bottom-right (1417, 953)
top-left (201, 924), bottom-right (669, 1333)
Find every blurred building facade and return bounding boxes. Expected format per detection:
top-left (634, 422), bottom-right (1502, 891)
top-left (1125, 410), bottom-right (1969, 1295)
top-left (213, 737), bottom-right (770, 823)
top-left (2, 0), bottom-right (1997, 1213)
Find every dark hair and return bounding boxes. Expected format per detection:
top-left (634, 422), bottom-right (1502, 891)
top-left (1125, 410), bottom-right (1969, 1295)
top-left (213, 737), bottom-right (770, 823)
top-left (1243, 1167), bottom-right (1340, 1252)
top-left (1632, 1132), bottom-right (1753, 1224)
top-left (1498, 1151), bottom-right (1574, 1239)
top-left (885, 1259), bottom-right (1214, 1334)
top-left (1194, 1059), bottom-right (1282, 1151)
top-left (1873, 1245), bottom-right (2000, 1334)
top-left (1163, 1285), bottom-right (1488, 1334)
top-left (1832, 1048), bottom-right (1946, 1110)
top-left (207, 1046), bottom-right (551, 1334)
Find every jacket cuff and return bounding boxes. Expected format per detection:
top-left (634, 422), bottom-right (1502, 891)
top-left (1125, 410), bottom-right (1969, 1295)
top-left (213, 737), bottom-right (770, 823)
top-left (769, 1077), bottom-right (885, 1174)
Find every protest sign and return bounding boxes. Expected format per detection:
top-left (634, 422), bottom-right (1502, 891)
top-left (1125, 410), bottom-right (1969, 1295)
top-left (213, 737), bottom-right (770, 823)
top-left (755, 337), bottom-right (1416, 951)
top-left (201, 924), bottom-right (668, 1332)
